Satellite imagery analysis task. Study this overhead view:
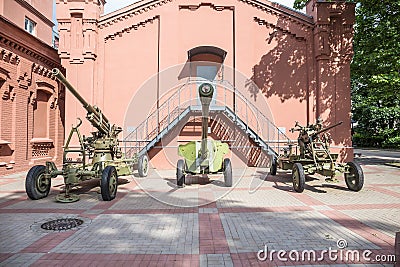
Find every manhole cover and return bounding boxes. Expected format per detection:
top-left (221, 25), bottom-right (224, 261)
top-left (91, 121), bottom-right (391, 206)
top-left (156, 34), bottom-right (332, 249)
top-left (41, 218), bottom-right (84, 231)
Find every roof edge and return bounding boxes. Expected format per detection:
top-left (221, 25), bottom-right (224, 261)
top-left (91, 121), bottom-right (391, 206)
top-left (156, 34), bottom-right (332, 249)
top-left (0, 16), bottom-right (61, 68)
top-left (99, 0), bottom-right (314, 27)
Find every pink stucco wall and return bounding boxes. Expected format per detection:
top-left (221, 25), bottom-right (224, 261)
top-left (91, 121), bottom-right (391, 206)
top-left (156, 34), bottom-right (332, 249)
top-left (56, 0), bottom-right (355, 169)
top-left (1, 0), bottom-right (54, 46)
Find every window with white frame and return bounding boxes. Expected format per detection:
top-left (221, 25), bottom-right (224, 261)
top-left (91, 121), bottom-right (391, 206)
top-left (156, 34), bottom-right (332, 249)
top-left (24, 17), bottom-right (36, 35)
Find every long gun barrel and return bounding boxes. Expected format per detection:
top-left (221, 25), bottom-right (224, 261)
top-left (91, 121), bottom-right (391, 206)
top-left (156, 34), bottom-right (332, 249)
top-left (312, 121), bottom-right (343, 137)
top-left (52, 68), bottom-right (111, 136)
top-left (198, 83), bottom-right (214, 158)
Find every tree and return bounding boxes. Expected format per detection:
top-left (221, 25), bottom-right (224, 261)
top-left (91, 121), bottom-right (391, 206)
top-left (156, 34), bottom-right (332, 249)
top-left (293, 0), bottom-right (308, 10)
top-left (293, 0), bottom-right (400, 148)
top-left (351, 0), bottom-right (400, 148)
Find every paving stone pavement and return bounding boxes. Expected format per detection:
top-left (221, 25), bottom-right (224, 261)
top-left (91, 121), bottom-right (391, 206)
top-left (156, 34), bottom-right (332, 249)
top-left (0, 160), bottom-right (398, 266)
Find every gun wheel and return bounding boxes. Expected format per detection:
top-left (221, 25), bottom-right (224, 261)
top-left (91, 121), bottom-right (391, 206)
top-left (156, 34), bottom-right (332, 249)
top-left (101, 166), bottom-right (118, 201)
top-left (270, 157), bottom-right (277, 176)
top-left (138, 154), bottom-right (149, 177)
top-left (26, 165), bottom-right (51, 200)
top-left (344, 161), bottom-right (364, 191)
top-left (176, 159), bottom-right (185, 186)
top-left (292, 163), bottom-right (305, 193)
top-left (223, 158), bottom-right (232, 187)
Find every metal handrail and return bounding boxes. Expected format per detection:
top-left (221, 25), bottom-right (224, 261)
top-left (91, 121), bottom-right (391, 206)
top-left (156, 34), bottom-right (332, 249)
top-left (123, 78), bottom-right (292, 158)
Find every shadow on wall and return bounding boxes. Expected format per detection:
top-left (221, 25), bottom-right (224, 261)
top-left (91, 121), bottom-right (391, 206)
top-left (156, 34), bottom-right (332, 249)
top-left (246, 17), bottom-right (308, 104)
top-left (247, 13), bottom-right (354, 160)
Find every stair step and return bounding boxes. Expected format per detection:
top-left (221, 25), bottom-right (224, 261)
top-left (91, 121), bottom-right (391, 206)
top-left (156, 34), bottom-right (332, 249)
top-left (128, 105), bottom-right (289, 162)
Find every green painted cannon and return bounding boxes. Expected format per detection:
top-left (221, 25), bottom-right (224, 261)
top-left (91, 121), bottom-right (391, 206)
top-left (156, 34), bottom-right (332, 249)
top-left (176, 83), bottom-right (232, 187)
top-left (25, 68), bottom-right (148, 203)
top-left (270, 119), bottom-right (364, 193)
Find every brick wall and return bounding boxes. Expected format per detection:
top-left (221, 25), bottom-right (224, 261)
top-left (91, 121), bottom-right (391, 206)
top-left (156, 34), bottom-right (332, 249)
top-left (0, 16), bottom-right (64, 176)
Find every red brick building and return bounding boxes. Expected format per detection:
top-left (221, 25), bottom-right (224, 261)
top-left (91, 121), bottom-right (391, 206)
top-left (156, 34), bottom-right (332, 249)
top-left (0, 0), bottom-right (64, 175)
top-left (0, 0), bottom-right (356, 174)
top-left (56, 0), bottom-right (356, 169)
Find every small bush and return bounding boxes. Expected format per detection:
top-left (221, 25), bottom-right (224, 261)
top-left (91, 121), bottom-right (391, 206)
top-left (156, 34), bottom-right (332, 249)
top-left (382, 136), bottom-right (400, 149)
top-left (352, 133), bottom-right (385, 147)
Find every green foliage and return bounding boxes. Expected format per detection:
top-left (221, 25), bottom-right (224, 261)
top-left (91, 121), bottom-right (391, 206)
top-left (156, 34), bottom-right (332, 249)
top-left (351, 0), bottom-right (400, 148)
top-left (292, 1), bottom-right (400, 148)
top-left (382, 136), bottom-right (400, 149)
top-left (293, 0), bottom-right (308, 10)
top-left (293, 0), bottom-right (356, 10)
top-left (352, 133), bottom-right (385, 147)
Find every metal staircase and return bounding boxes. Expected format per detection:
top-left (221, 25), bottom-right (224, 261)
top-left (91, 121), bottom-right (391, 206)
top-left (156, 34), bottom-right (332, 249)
top-left (122, 79), bottom-right (292, 161)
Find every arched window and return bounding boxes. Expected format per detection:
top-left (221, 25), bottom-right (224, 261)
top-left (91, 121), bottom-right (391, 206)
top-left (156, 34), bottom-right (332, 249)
top-left (188, 46), bottom-right (227, 81)
top-left (188, 46), bottom-right (226, 62)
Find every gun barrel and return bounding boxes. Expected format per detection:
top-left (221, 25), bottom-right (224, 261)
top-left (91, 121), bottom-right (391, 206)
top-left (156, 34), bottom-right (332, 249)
top-left (313, 121), bottom-right (343, 136)
top-left (52, 68), bottom-right (96, 114)
top-left (198, 83), bottom-right (214, 157)
top-left (52, 68), bottom-right (110, 135)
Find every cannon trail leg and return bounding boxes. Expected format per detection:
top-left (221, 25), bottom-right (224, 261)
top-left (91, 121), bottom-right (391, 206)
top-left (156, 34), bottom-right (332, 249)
top-left (56, 184), bottom-right (80, 203)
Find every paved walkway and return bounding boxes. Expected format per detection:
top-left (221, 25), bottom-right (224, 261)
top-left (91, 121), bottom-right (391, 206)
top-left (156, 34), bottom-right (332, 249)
top-left (0, 159), bottom-right (398, 266)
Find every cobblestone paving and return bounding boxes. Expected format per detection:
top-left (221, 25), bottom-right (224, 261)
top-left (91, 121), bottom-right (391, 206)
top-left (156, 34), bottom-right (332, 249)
top-left (221, 211), bottom-right (379, 252)
top-left (382, 186), bottom-right (400, 194)
top-left (200, 254), bottom-right (233, 267)
top-left (0, 253), bottom-right (45, 267)
top-left (216, 189), bottom-right (306, 208)
top-left (304, 188), bottom-right (399, 206)
top-left (52, 213), bottom-right (199, 254)
top-left (341, 209), bottom-right (400, 238)
top-left (0, 161), bottom-right (398, 266)
top-left (0, 213), bottom-right (63, 253)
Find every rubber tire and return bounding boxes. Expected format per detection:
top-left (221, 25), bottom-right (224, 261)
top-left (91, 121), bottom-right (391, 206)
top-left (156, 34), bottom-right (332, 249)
top-left (101, 166), bottom-right (118, 201)
top-left (292, 163), bottom-right (305, 193)
top-left (270, 157), bottom-right (277, 176)
top-left (25, 165), bottom-right (51, 200)
top-left (138, 154), bottom-right (149, 177)
top-left (344, 161), bottom-right (364, 192)
top-left (176, 159), bottom-right (185, 186)
top-left (223, 158), bottom-right (233, 187)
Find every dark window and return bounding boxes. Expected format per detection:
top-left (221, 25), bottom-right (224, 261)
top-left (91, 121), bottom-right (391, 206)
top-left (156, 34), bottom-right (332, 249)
top-left (25, 17), bottom-right (36, 35)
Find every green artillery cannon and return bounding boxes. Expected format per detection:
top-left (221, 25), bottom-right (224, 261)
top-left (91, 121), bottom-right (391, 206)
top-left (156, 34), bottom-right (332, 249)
top-left (25, 68), bottom-right (148, 203)
top-left (270, 119), bottom-right (364, 193)
top-left (176, 83), bottom-right (232, 186)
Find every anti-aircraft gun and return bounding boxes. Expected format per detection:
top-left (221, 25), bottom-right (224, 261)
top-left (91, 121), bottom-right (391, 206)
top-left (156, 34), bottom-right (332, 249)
top-left (25, 68), bottom-right (148, 203)
top-left (176, 83), bottom-right (232, 186)
top-left (270, 119), bottom-right (364, 193)
top-left (296, 119), bottom-right (343, 159)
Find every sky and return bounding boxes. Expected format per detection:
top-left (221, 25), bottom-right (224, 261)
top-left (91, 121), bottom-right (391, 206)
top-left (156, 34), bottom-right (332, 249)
top-left (103, 0), bottom-right (302, 14)
top-left (52, 0), bottom-right (302, 32)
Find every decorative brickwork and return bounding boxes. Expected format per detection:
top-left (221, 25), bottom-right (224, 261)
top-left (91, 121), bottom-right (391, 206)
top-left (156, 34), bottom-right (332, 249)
top-left (0, 16), bottom-right (64, 175)
top-left (31, 142), bottom-right (53, 158)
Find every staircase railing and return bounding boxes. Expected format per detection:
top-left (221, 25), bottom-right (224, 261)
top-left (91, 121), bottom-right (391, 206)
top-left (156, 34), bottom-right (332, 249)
top-left (122, 79), bottom-right (191, 158)
top-left (220, 80), bottom-right (292, 156)
top-left (122, 78), bottom-right (292, 159)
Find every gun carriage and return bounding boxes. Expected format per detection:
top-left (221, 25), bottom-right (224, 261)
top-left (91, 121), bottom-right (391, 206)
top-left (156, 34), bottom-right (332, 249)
top-left (270, 120), bottom-right (364, 193)
top-left (25, 68), bottom-right (148, 203)
top-left (176, 83), bottom-right (232, 187)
